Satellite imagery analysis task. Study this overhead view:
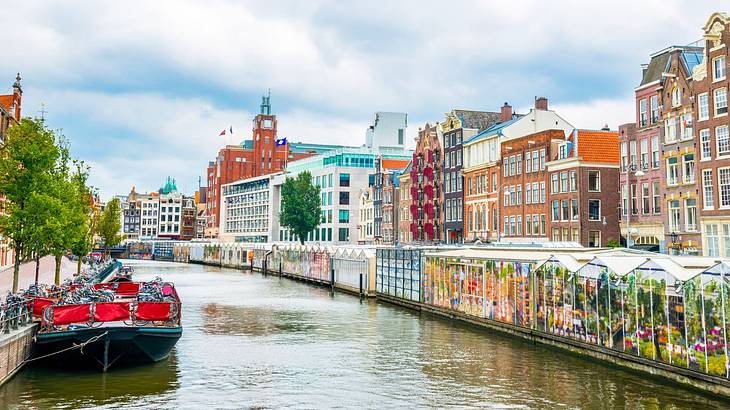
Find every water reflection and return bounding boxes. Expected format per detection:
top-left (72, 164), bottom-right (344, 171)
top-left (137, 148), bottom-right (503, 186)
top-left (202, 303), bottom-right (317, 336)
top-left (0, 352), bottom-right (179, 409)
top-left (1, 261), bottom-right (728, 409)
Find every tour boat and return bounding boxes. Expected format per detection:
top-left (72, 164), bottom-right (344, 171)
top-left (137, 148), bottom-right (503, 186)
top-left (32, 281), bottom-right (182, 371)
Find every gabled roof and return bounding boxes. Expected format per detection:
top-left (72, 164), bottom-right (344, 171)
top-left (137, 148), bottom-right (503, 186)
top-left (0, 95), bottom-right (14, 114)
top-left (463, 115), bottom-right (523, 145)
top-left (640, 50), bottom-right (671, 86)
top-left (451, 110), bottom-right (501, 131)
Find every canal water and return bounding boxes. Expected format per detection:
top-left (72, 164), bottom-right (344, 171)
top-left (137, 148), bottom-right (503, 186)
top-left (1, 260), bottom-right (728, 409)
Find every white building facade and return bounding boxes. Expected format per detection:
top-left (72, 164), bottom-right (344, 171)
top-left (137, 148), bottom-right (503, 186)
top-left (366, 112), bottom-right (408, 150)
top-left (158, 191), bottom-right (183, 239)
top-left (219, 173), bottom-right (282, 243)
top-left (358, 187), bottom-right (374, 244)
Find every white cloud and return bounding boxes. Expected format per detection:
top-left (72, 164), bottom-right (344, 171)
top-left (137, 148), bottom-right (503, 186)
top-left (0, 1), bottom-right (723, 198)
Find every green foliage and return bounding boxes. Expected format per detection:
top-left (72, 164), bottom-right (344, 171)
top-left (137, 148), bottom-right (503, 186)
top-left (0, 118), bottom-right (96, 288)
top-left (0, 118), bottom-right (60, 291)
top-left (279, 171), bottom-right (321, 245)
top-left (98, 197), bottom-right (123, 253)
top-left (606, 239), bottom-right (621, 248)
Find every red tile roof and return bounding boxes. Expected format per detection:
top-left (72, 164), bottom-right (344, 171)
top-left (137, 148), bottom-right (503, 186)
top-left (0, 95), bottom-right (13, 113)
top-left (575, 130), bottom-right (620, 164)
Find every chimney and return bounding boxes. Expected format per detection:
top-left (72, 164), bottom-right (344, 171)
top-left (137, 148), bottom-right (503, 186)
top-left (601, 123), bottom-right (610, 131)
top-left (535, 96), bottom-right (548, 110)
top-left (500, 102), bottom-right (513, 122)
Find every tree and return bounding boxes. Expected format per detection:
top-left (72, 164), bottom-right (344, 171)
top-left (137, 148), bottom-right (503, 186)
top-left (280, 171), bottom-right (321, 245)
top-left (0, 118), bottom-right (60, 292)
top-left (69, 162), bottom-right (95, 276)
top-left (98, 197), bottom-right (123, 255)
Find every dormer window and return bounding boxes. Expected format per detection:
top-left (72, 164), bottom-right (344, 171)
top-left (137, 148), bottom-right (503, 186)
top-left (671, 86), bottom-right (681, 108)
top-left (263, 119), bottom-right (273, 128)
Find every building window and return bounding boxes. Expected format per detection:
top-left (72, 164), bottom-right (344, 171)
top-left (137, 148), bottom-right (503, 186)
top-left (552, 200), bottom-right (559, 221)
top-left (588, 200), bottom-right (601, 220)
top-left (338, 228), bottom-right (349, 242)
top-left (683, 153), bottom-right (695, 183)
top-left (671, 86), bottom-right (681, 108)
top-left (650, 95), bottom-right (659, 123)
top-left (620, 142), bottom-right (628, 170)
top-left (540, 149), bottom-right (546, 170)
top-left (703, 169), bottom-right (714, 209)
top-left (621, 184), bottom-right (628, 216)
top-left (525, 184), bottom-right (531, 205)
top-left (504, 217), bottom-right (509, 236)
top-left (339, 192), bottom-right (350, 205)
top-left (668, 200), bottom-right (681, 232)
top-left (665, 118), bottom-right (677, 143)
top-left (532, 214), bottom-right (540, 236)
top-left (652, 181), bottom-right (660, 214)
top-left (571, 199), bottom-right (578, 221)
top-left (685, 199), bottom-right (697, 232)
top-left (714, 56), bottom-right (726, 81)
top-left (551, 174), bottom-right (559, 193)
top-left (569, 171), bottom-right (577, 191)
top-left (631, 184), bottom-right (637, 215)
top-left (532, 182), bottom-right (539, 204)
top-left (516, 216), bottom-right (522, 235)
top-left (532, 151), bottom-right (539, 172)
top-left (706, 224), bottom-right (719, 257)
top-left (717, 126), bottom-right (730, 156)
top-left (700, 129), bottom-right (712, 160)
top-left (510, 216), bottom-right (516, 236)
top-left (639, 98), bottom-right (647, 126)
top-left (398, 129), bottom-right (404, 145)
top-left (640, 139), bottom-right (649, 168)
top-left (719, 167), bottom-right (730, 208)
top-left (516, 154), bottom-right (521, 174)
top-left (666, 157), bottom-right (678, 185)
top-left (553, 229), bottom-right (561, 242)
top-left (588, 171), bottom-right (600, 192)
top-left (540, 181), bottom-right (546, 203)
top-left (651, 136), bottom-right (659, 168)
top-left (642, 183), bottom-right (650, 214)
top-left (339, 210), bottom-right (349, 223)
top-left (561, 200), bottom-right (569, 221)
top-left (699, 93), bottom-right (710, 121)
top-left (715, 88), bottom-right (728, 116)
top-left (560, 172), bottom-right (568, 192)
top-left (588, 231), bottom-right (601, 248)
top-left (525, 153), bottom-right (532, 174)
top-left (681, 113), bottom-right (693, 140)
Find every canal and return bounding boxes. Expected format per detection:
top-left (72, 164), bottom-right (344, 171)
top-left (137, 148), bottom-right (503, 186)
top-left (0, 260), bottom-right (727, 409)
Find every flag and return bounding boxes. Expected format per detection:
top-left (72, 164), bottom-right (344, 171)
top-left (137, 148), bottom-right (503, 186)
top-left (229, 126), bottom-right (233, 134)
top-left (275, 138), bottom-right (287, 146)
top-left (219, 129), bottom-right (226, 136)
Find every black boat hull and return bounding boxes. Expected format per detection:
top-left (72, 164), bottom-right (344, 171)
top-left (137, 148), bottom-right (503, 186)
top-left (34, 326), bottom-right (182, 371)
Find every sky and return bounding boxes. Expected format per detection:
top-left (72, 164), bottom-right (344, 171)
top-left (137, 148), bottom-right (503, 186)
top-left (0, 1), bottom-right (723, 199)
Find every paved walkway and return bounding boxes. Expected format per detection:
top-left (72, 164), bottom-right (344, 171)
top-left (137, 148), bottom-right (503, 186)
top-left (0, 256), bottom-right (78, 294)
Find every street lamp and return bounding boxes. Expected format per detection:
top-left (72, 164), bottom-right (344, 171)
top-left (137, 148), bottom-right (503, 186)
top-left (669, 231), bottom-right (681, 255)
top-left (624, 163), bottom-right (644, 249)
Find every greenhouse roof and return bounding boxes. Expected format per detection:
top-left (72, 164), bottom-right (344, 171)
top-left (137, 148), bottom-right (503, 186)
top-left (635, 258), bottom-right (703, 282)
top-left (426, 248), bottom-right (556, 262)
top-left (697, 260), bottom-right (730, 277)
top-left (535, 254), bottom-right (585, 273)
top-left (581, 256), bottom-right (650, 277)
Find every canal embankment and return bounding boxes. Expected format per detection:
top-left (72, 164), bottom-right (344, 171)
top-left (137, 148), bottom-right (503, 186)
top-left (170, 241), bottom-right (730, 400)
top-left (0, 324), bottom-right (35, 386)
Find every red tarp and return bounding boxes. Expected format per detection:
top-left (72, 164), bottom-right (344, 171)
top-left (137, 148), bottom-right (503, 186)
top-left (32, 298), bottom-right (54, 317)
top-left (93, 283), bottom-right (114, 290)
top-left (94, 302), bottom-right (130, 322)
top-left (53, 304), bottom-right (91, 325)
top-left (115, 282), bottom-right (140, 296)
top-left (136, 302), bottom-right (171, 321)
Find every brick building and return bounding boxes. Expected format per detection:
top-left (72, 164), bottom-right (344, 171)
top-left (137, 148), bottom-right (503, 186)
top-left (659, 46), bottom-right (704, 255)
top-left (441, 109), bottom-right (500, 243)
top-left (619, 49), bottom-right (668, 251)
top-left (409, 124), bottom-right (443, 242)
top-left (463, 98), bottom-right (573, 243)
top-left (204, 94), bottom-right (323, 237)
top-left (547, 129), bottom-right (621, 247)
top-left (372, 158), bottom-right (408, 244)
top-left (499, 129), bottom-right (561, 242)
top-left (398, 161), bottom-right (413, 243)
top-left (694, 12), bottom-right (730, 257)
top-left (0, 74), bottom-right (22, 270)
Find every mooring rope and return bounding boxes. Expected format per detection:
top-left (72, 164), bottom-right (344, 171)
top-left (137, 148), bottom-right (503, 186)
top-left (24, 331), bottom-right (109, 363)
